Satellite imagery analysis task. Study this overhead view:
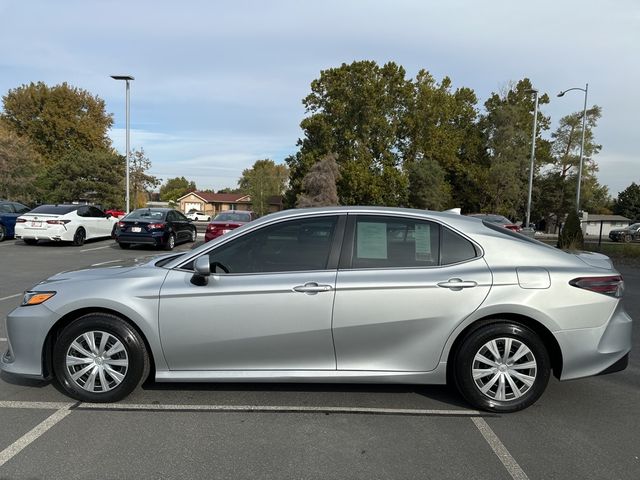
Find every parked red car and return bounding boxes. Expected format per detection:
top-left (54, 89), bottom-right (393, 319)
top-left (105, 208), bottom-right (126, 218)
top-left (467, 214), bottom-right (522, 232)
top-left (204, 211), bottom-right (255, 242)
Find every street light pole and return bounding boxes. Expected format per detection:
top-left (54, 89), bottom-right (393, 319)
top-left (525, 89), bottom-right (539, 229)
top-left (110, 75), bottom-right (135, 213)
top-left (557, 83), bottom-right (588, 213)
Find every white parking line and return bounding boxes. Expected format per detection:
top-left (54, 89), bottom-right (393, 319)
top-left (80, 245), bottom-right (113, 252)
top-left (0, 404), bottom-right (73, 468)
top-left (0, 338), bottom-right (7, 342)
top-left (0, 293), bottom-right (21, 302)
top-left (472, 417), bottom-right (529, 480)
top-left (0, 401), bottom-right (73, 409)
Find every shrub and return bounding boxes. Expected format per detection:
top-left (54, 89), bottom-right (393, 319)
top-left (558, 209), bottom-right (584, 249)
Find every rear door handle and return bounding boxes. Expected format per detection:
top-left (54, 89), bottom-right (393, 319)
top-left (437, 278), bottom-right (478, 291)
top-left (293, 282), bottom-right (333, 294)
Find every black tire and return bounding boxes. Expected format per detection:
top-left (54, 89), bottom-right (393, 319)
top-left (118, 242), bottom-right (131, 249)
top-left (190, 228), bottom-right (197, 242)
top-left (164, 233), bottom-right (176, 251)
top-left (52, 313), bottom-right (149, 403)
top-left (453, 321), bottom-right (550, 413)
top-left (72, 227), bottom-right (86, 246)
top-left (23, 239), bottom-right (38, 245)
top-left (623, 234), bottom-right (632, 243)
top-left (0, 224), bottom-right (5, 242)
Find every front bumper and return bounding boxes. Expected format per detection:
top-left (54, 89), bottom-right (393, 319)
top-left (0, 304), bottom-right (60, 379)
top-left (555, 302), bottom-right (632, 380)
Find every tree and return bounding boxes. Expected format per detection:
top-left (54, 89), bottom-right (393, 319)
top-left (217, 187), bottom-right (242, 194)
top-left (613, 182), bottom-right (640, 221)
top-left (406, 156), bottom-right (451, 210)
top-left (1, 82), bottom-right (113, 163)
top-left (286, 61), bottom-right (413, 207)
top-left (238, 159), bottom-right (288, 216)
top-left (0, 122), bottom-right (43, 204)
top-left (478, 79), bottom-right (551, 220)
top-left (159, 177), bottom-right (196, 202)
top-left (296, 153), bottom-right (340, 208)
top-left (129, 148), bottom-right (160, 209)
top-left (558, 209), bottom-right (583, 250)
top-left (40, 149), bottom-right (125, 207)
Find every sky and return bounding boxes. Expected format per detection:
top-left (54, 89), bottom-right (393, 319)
top-left (1, 0), bottom-right (638, 196)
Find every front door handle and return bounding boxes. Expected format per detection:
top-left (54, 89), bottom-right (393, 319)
top-left (293, 282), bottom-right (333, 294)
top-left (437, 278), bottom-right (478, 291)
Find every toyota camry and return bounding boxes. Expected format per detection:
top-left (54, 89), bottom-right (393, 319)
top-left (1, 207), bottom-right (632, 412)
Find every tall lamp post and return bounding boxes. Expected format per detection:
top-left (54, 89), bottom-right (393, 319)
top-left (110, 75), bottom-right (135, 213)
top-left (525, 88), bottom-right (539, 230)
top-left (557, 83), bottom-right (588, 213)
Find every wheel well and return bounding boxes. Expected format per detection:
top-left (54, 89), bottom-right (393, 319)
top-left (447, 314), bottom-right (563, 382)
top-left (41, 307), bottom-right (155, 380)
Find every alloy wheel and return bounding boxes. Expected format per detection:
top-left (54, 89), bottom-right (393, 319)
top-left (472, 337), bottom-right (537, 401)
top-left (65, 331), bottom-right (129, 393)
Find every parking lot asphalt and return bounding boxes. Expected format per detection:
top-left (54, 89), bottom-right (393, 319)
top-left (0, 236), bottom-right (638, 479)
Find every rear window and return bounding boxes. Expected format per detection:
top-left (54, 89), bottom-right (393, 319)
top-left (29, 205), bottom-right (78, 215)
top-left (482, 220), bottom-right (555, 248)
top-left (214, 212), bottom-right (252, 222)
top-left (125, 209), bottom-right (166, 220)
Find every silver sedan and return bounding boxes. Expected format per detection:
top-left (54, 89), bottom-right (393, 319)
top-left (1, 207), bottom-right (632, 412)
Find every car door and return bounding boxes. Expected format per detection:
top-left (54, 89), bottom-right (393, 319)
top-left (158, 214), bottom-right (345, 371)
top-left (173, 210), bottom-right (192, 240)
top-left (88, 206), bottom-right (112, 237)
top-left (332, 214), bottom-right (492, 372)
top-left (75, 206), bottom-right (96, 237)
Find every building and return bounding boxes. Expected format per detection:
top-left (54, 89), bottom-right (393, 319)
top-left (581, 214), bottom-right (631, 236)
top-left (176, 191), bottom-right (283, 217)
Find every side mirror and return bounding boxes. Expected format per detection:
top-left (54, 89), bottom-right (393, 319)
top-left (191, 256), bottom-right (211, 286)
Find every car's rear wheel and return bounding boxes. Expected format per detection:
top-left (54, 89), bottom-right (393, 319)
top-left (52, 313), bottom-right (149, 403)
top-left (164, 233), bottom-right (176, 250)
top-left (23, 239), bottom-right (38, 245)
top-left (72, 227), bottom-right (86, 246)
top-left (454, 321), bottom-right (550, 413)
top-left (0, 225), bottom-right (6, 242)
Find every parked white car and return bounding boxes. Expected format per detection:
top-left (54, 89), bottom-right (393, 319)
top-left (186, 210), bottom-right (210, 221)
top-left (15, 204), bottom-right (118, 246)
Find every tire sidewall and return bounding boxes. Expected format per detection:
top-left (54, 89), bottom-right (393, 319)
top-left (73, 227), bottom-right (86, 246)
top-left (52, 314), bottom-right (147, 403)
top-left (0, 224), bottom-right (5, 242)
top-left (454, 322), bottom-right (550, 413)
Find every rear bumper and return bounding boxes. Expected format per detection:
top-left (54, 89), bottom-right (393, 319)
top-left (555, 303), bottom-right (632, 380)
top-left (117, 232), bottom-right (166, 245)
top-left (15, 224), bottom-right (72, 242)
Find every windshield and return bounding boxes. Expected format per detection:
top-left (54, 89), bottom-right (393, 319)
top-left (125, 209), bottom-right (166, 221)
top-left (213, 212), bottom-right (251, 222)
top-left (629, 223), bottom-right (640, 229)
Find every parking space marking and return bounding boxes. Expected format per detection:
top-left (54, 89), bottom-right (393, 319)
top-left (472, 417), bottom-right (529, 480)
top-left (90, 259), bottom-right (124, 266)
top-left (0, 338), bottom-right (7, 343)
top-left (0, 401), bottom-right (74, 410)
top-left (0, 293), bottom-right (21, 302)
top-left (76, 403), bottom-right (483, 416)
top-left (80, 245), bottom-right (113, 252)
top-left (0, 403), bottom-right (74, 468)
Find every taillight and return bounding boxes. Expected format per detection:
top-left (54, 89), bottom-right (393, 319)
top-left (570, 276), bottom-right (624, 298)
top-left (148, 223), bottom-right (165, 230)
top-left (118, 221), bottom-right (125, 228)
top-left (16, 218), bottom-right (26, 223)
top-left (46, 220), bottom-right (71, 225)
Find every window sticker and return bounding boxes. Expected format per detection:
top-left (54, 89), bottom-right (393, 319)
top-left (414, 223), bottom-right (431, 261)
top-left (357, 222), bottom-right (388, 259)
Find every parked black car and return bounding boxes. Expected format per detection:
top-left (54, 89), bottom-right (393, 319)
top-left (608, 223), bottom-right (640, 243)
top-left (114, 208), bottom-right (197, 250)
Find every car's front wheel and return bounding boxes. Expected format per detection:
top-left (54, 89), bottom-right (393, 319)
top-left (52, 313), bottom-right (149, 402)
top-left (623, 234), bottom-right (632, 243)
top-left (0, 225), bottom-right (6, 242)
top-left (454, 321), bottom-right (550, 413)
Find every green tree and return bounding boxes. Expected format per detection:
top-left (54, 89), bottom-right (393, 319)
top-left (41, 149), bottom-right (125, 206)
top-left (296, 153), bottom-right (340, 208)
top-left (479, 79), bottom-right (551, 220)
top-left (0, 122), bottom-right (43, 204)
top-left (129, 148), bottom-right (160, 209)
top-left (239, 159), bottom-right (288, 216)
top-left (1, 82), bottom-right (113, 163)
top-left (613, 182), bottom-right (640, 221)
top-left (217, 187), bottom-right (242, 194)
top-left (558, 209), bottom-right (584, 249)
top-left (159, 176), bottom-right (196, 202)
top-left (286, 61), bottom-right (413, 207)
top-left (406, 156), bottom-right (452, 210)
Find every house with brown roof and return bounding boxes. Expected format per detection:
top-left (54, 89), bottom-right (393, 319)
top-left (176, 191), bottom-right (283, 217)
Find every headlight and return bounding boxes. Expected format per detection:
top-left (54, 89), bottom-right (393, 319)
top-left (21, 291), bottom-right (56, 306)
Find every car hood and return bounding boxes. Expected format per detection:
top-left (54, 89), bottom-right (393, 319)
top-left (36, 253), bottom-right (179, 285)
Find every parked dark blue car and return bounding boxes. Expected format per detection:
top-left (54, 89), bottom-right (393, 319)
top-left (0, 201), bottom-right (31, 242)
